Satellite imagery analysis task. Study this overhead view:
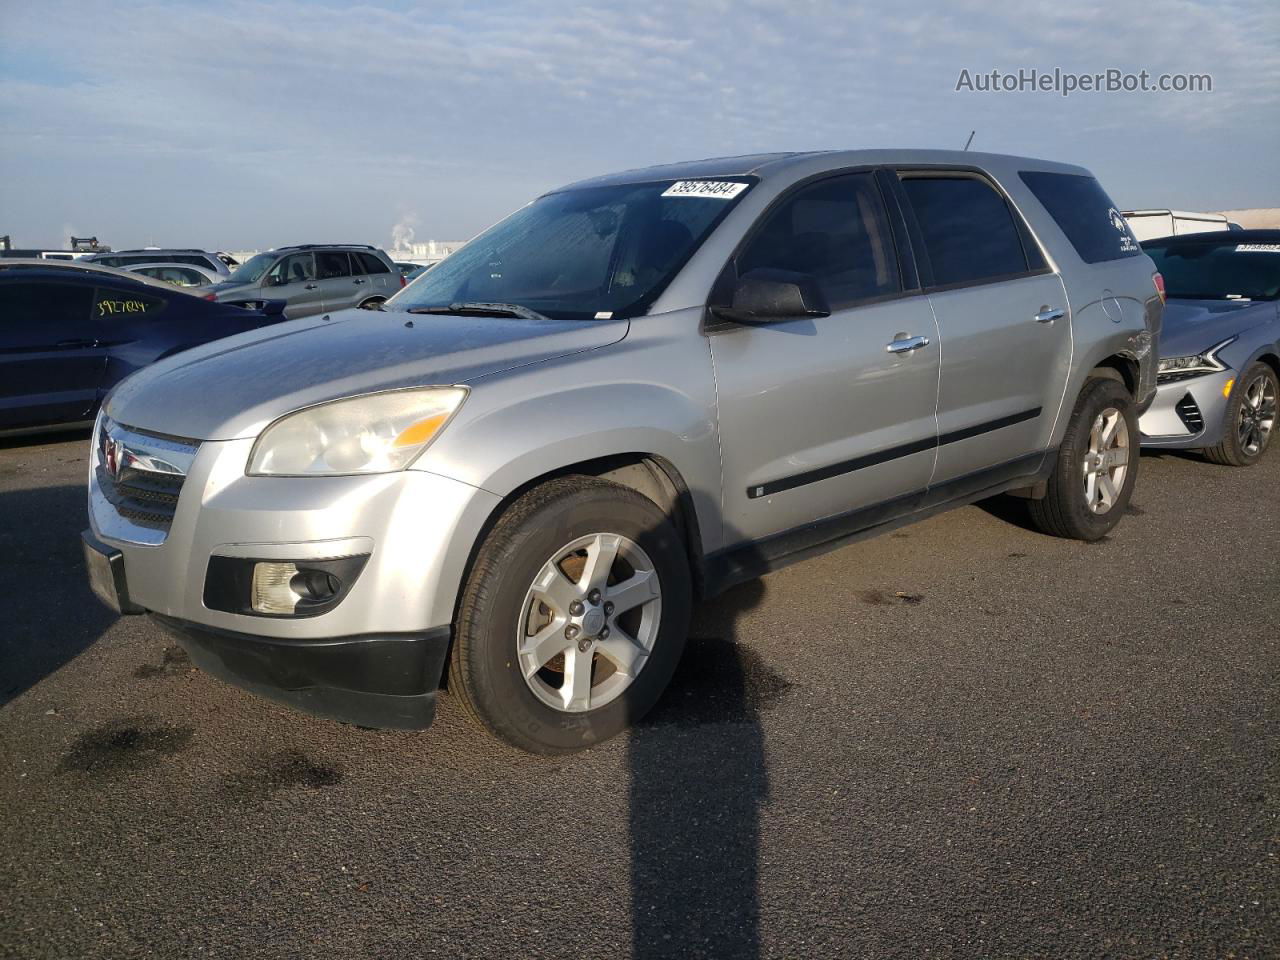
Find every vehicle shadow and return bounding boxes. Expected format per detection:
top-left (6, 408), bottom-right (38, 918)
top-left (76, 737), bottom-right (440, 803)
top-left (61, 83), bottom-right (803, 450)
top-left (628, 535), bottom-right (774, 960)
top-left (0, 482), bottom-right (113, 705)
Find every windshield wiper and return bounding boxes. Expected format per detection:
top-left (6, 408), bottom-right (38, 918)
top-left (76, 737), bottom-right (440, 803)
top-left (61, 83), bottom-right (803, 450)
top-left (406, 301), bottom-right (548, 322)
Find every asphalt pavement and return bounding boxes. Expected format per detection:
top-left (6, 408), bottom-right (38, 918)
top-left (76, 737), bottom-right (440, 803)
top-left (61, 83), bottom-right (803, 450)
top-left (0, 430), bottom-right (1276, 959)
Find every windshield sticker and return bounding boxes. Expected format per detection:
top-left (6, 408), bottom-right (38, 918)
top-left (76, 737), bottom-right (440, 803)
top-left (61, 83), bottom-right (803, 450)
top-left (1109, 207), bottom-right (1139, 253)
top-left (1236, 243), bottom-right (1280, 253)
top-left (594, 311), bottom-right (614, 319)
top-left (662, 180), bottom-right (749, 200)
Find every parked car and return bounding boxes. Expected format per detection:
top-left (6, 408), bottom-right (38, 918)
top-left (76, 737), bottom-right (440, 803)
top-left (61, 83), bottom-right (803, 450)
top-left (125, 262), bottom-right (221, 288)
top-left (0, 260), bottom-right (286, 436)
top-left (86, 248), bottom-right (232, 278)
top-left (395, 261), bottom-right (422, 276)
top-left (206, 244), bottom-right (402, 319)
top-left (83, 150), bottom-right (1162, 754)
top-left (1122, 209), bottom-right (1232, 243)
top-left (403, 264), bottom-right (432, 282)
top-left (1138, 230), bottom-right (1279, 465)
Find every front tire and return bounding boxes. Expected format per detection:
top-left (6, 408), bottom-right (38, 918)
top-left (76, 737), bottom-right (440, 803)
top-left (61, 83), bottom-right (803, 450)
top-left (1028, 377), bottom-right (1138, 540)
top-left (449, 476), bottom-right (691, 754)
top-left (1202, 362), bottom-right (1278, 467)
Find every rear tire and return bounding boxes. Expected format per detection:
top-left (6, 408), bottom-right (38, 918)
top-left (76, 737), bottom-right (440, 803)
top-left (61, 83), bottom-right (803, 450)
top-left (359, 297), bottom-right (386, 310)
top-left (1201, 362), bottom-right (1278, 467)
top-left (449, 476), bottom-right (691, 754)
top-left (1028, 377), bottom-right (1138, 541)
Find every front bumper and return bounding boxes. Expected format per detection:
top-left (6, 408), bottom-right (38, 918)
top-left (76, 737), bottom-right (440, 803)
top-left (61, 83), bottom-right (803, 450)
top-left (155, 615), bottom-right (451, 729)
top-left (1138, 368), bottom-right (1233, 448)
top-left (86, 419), bottom-right (502, 726)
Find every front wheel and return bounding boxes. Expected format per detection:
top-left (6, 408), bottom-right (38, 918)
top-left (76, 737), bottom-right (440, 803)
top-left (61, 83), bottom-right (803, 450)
top-left (1028, 377), bottom-right (1138, 540)
top-left (1202, 362), bottom-right (1278, 467)
top-left (449, 476), bottom-right (691, 754)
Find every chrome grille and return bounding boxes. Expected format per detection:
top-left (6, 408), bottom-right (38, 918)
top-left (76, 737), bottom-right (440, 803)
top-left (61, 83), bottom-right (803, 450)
top-left (94, 419), bottom-right (199, 534)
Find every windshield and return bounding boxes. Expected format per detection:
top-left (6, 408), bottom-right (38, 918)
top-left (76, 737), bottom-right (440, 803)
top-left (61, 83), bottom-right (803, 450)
top-left (387, 179), bottom-right (753, 321)
top-left (227, 252), bottom-right (277, 285)
top-left (1145, 240), bottom-right (1280, 301)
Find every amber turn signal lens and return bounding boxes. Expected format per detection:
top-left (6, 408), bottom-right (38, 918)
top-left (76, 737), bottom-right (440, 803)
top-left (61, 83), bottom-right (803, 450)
top-left (393, 413), bottom-right (448, 447)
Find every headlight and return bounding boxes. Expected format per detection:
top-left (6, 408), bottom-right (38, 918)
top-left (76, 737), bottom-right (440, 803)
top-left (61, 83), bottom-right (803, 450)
top-left (1157, 337), bottom-right (1236, 380)
top-left (247, 387), bottom-right (467, 476)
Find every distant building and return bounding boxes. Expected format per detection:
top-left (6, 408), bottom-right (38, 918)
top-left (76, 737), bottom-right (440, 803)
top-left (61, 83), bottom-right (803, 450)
top-left (1213, 208), bottom-right (1280, 230)
top-left (387, 240), bottom-right (467, 265)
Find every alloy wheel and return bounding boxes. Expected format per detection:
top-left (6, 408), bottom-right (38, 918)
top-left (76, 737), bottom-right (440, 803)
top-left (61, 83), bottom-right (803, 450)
top-left (517, 533), bottom-right (662, 713)
top-left (1082, 406), bottom-right (1130, 514)
top-left (1237, 373), bottom-right (1277, 456)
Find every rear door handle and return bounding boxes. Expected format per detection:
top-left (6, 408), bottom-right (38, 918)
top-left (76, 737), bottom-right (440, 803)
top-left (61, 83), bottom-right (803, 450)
top-left (886, 335), bottom-right (930, 354)
top-left (353, 278), bottom-right (366, 285)
top-left (1035, 307), bottom-right (1065, 324)
top-left (305, 283), bottom-right (318, 290)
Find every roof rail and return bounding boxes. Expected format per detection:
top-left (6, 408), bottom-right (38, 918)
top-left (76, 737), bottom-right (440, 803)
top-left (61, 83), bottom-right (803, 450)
top-left (274, 243), bottom-right (379, 252)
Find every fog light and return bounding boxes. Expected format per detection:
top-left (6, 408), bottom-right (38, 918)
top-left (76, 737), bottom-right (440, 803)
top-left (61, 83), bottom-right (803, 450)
top-left (251, 562), bottom-right (304, 615)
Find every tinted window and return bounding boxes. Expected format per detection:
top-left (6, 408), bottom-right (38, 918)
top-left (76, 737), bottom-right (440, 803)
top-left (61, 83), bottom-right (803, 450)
top-left (1144, 240), bottom-right (1280, 301)
top-left (901, 175), bottom-right (1029, 286)
top-left (357, 252), bottom-right (390, 275)
top-left (317, 251), bottom-right (351, 279)
top-left (737, 173), bottom-right (900, 308)
top-left (0, 282), bottom-right (94, 335)
top-left (93, 287), bottom-right (167, 320)
top-left (267, 253), bottom-right (316, 286)
top-left (1020, 171), bottom-right (1141, 264)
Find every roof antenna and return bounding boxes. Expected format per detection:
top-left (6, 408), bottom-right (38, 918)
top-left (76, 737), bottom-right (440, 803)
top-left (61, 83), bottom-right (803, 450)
top-left (963, 130), bottom-right (976, 151)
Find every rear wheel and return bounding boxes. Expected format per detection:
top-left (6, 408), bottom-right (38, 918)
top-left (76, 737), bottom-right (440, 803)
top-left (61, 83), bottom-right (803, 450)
top-left (359, 297), bottom-right (386, 310)
top-left (449, 476), bottom-right (691, 754)
top-left (1202, 362), bottom-right (1278, 466)
top-left (1028, 377), bottom-right (1138, 540)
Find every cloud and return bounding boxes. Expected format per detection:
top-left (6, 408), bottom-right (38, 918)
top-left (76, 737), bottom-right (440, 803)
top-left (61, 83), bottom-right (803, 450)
top-left (0, 0), bottom-right (1276, 248)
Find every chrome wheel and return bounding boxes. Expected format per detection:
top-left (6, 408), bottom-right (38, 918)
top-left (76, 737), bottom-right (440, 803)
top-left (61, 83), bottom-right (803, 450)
top-left (517, 532), bottom-right (662, 713)
top-left (1082, 406), bottom-right (1130, 514)
top-left (1236, 373), bottom-right (1277, 456)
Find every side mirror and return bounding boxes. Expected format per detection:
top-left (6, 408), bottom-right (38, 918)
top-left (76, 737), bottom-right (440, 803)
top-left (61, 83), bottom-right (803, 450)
top-left (710, 268), bottom-right (831, 324)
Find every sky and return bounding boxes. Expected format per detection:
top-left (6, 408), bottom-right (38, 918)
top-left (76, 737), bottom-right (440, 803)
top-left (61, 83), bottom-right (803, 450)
top-left (0, 0), bottom-right (1276, 252)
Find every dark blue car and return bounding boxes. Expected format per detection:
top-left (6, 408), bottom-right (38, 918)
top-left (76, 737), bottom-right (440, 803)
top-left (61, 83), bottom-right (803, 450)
top-left (0, 261), bottom-right (287, 435)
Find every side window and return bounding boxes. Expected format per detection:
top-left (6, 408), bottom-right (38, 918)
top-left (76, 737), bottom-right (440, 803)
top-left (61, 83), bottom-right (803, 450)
top-left (357, 252), bottom-right (390, 275)
top-left (317, 251), bottom-right (351, 279)
top-left (267, 253), bottom-right (316, 286)
top-left (0, 282), bottom-right (94, 336)
top-left (93, 287), bottom-right (167, 320)
top-left (179, 268), bottom-right (210, 287)
top-left (1019, 171), bottom-right (1142, 264)
top-left (736, 173), bottom-right (901, 309)
top-left (899, 175), bottom-right (1029, 286)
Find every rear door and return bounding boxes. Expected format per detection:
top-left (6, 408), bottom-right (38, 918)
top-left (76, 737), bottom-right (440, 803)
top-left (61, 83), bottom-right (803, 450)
top-left (709, 170), bottom-right (941, 545)
top-left (0, 279), bottom-right (104, 429)
top-left (356, 251), bottom-right (399, 299)
top-left (893, 170), bottom-right (1071, 494)
top-left (315, 250), bottom-right (358, 311)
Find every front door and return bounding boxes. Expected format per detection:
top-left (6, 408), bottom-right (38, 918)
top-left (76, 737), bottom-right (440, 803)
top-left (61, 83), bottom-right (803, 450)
top-left (709, 171), bottom-right (941, 547)
top-left (0, 279), bottom-right (104, 429)
top-left (263, 252), bottom-right (324, 319)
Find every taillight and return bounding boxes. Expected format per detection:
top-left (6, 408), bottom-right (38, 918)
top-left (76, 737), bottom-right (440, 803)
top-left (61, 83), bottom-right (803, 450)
top-left (203, 292), bottom-right (218, 301)
top-left (399, 274), bottom-right (407, 288)
top-left (1152, 272), bottom-right (1166, 304)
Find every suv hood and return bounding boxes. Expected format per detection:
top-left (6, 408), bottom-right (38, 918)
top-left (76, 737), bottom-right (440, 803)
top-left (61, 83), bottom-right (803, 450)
top-left (106, 308), bottom-right (629, 440)
top-left (1161, 298), bottom-right (1278, 358)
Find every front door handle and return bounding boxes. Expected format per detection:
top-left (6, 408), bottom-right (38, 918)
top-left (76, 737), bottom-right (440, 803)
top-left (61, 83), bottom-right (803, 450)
top-left (353, 278), bottom-right (366, 285)
top-left (1035, 307), bottom-right (1065, 324)
top-left (886, 335), bottom-right (930, 354)
top-left (305, 283), bottom-right (318, 290)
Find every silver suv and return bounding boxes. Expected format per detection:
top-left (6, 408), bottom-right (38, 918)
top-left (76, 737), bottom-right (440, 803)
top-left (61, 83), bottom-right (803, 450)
top-left (82, 150), bottom-right (1163, 754)
top-left (209, 244), bottom-right (402, 318)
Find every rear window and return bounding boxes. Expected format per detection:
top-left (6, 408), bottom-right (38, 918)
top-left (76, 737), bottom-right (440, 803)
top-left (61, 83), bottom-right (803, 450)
top-left (900, 175), bottom-right (1029, 286)
top-left (1019, 171), bottom-right (1142, 264)
top-left (1144, 240), bottom-right (1280, 301)
top-left (356, 252), bottom-right (390, 275)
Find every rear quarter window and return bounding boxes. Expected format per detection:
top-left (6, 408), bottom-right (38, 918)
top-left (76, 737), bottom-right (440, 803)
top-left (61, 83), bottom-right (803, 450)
top-left (93, 287), bottom-right (168, 320)
top-left (356, 252), bottom-right (390, 275)
top-left (1019, 171), bottom-right (1142, 264)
